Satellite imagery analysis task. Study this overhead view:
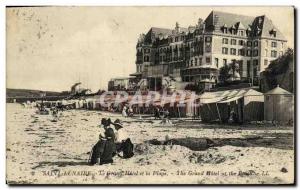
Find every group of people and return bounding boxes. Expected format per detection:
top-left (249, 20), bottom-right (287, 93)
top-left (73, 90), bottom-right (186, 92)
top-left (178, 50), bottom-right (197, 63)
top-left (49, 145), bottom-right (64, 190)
top-left (122, 105), bottom-right (134, 117)
top-left (154, 107), bottom-right (170, 119)
top-left (89, 118), bottom-right (134, 165)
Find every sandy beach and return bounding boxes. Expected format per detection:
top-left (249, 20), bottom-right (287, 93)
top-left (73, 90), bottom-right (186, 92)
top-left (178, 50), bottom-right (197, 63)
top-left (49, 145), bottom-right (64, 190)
top-left (6, 103), bottom-right (294, 184)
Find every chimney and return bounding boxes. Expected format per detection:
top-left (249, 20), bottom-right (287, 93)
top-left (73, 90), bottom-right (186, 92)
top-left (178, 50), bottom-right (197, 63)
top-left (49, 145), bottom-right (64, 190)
top-left (175, 22), bottom-right (180, 33)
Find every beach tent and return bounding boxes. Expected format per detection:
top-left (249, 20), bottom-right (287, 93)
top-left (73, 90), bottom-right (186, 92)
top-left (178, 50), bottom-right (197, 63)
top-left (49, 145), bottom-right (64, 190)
top-left (264, 85), bottom-right (294, 123)
top-left (198, 88), bottom-right (264, 123)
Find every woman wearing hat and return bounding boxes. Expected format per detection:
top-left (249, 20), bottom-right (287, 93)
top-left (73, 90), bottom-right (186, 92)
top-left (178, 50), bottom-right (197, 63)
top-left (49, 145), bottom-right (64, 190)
top-left (89, 127), bottom-right (116, 165)
top-left (113, 119), bottom-right (134, 159)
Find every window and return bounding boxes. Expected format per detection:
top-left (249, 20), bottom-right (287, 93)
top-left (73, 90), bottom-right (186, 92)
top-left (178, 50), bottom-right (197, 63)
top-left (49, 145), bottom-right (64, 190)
top-left (144, 56), bottom-right (149, 62)
top-left (231, 39), bottom-right (237, 45)
top-left (281, 42), bottom-right (284, 49)
top-left (222, 47), bottom-right (228, 54)
top-left (265, 49), bottom-right (268, 57)
top-left (254, 41), bottom-right (258, 47)
top-left (206, 57), bottom-right (211, 64)
top-left (271, 41), bottom-right (277, 47)
top-left (246, 50), bottom-right (252, 56)
top-left (253, 50), bottom-right (259, 57)
top-left (264, 59), bottom-right (268, 66)
top-left (247, 41), bottom-right (252, 47)
top-left (238, 49), bottom-right (245, 56)
top-left (215, 58), bottom-right (219, 68)
top-left (271, 50), bottom-right (277, 57)
top-left (175, 37), bottom-right (178, 42)
top-left (247, 60), bottom-right (251, 77)
top-left (195, 58), bottom-right (198, 66)
top-left (190, 60), bottom-right (193, 67)
top-left (239, 40), bottom-right (244, 46)
top-left (253, 60), bottom-right (259, 77)
top-left (230, 48), bottom-right (236, 55)
top-left (223, 59), bottom-right (227, 65)
top-left (224, 28), bottom-right (228, 33)
top-left (239, 60), bottom-right (243, 71)
top-left (222, 38), bottom-right (228, 44)
top-left (205, 36), bottom-right (212, 42)
top-left (199, 58), bottom-right (202, 65)
top-left (279, 51), bottom-right (283, 56)
top-left (231, 29), bottom-right (236, 35)
top-left (205, 44), bottom-right (211, 53)
top-left (240, 30), bottom-right (244, 36)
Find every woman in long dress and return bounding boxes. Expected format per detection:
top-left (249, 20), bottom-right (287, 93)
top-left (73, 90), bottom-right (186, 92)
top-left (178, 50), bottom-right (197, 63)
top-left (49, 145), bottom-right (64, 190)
top-left (122, 106), bottom-right (127, 117)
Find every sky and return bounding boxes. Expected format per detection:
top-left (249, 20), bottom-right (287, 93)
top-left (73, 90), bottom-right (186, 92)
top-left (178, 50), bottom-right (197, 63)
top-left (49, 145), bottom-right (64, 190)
top-left (6, 6), bottom-right (294, 92)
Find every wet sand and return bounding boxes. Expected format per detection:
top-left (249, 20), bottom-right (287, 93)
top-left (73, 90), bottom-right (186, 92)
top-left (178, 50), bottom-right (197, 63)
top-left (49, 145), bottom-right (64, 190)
top-left (6, 103), bottom-right (294, 184)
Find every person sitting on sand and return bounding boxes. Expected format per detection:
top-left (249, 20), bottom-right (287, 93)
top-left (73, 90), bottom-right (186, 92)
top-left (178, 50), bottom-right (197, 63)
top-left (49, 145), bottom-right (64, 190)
top-left (98, 118), bottom-right (107, 138)
top-left (99, 118), bottom-right (116, 138)
top-left (89, 128), bottom-right (116, 165)
top-left (112, 119), bottom-right (134, 159)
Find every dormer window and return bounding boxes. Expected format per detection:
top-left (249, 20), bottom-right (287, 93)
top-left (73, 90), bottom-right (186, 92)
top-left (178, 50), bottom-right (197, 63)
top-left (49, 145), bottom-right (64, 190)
top-left (246, 27), bottom-right (251, 36)
top-left (256, 26), bottom-right (262, 36)
top-left (270, 28), bottom-right (277, 38)
top-left (222, 24), bottom-right (228, 33)
top-left (239, 30), bottom-right (244, 36)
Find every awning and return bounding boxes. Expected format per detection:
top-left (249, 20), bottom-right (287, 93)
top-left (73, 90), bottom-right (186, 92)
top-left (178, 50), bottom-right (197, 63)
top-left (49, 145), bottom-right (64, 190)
top-left (130, 72), bottom-right (142, 76)
top-left (199, 97), bottom-right (224, 104)
top-left (218, 96), bottom-right (242, 103)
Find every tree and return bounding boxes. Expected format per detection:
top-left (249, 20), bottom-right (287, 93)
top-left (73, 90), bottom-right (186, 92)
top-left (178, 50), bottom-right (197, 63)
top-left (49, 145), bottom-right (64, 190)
top-left (265, 48), bottom-right (293, 76)
top-left (219, 63), bottom-right (230, 83)
top-left (219, 59), bottom-right (240, 83)
top-left (264, 48), bottom-right (294, 88)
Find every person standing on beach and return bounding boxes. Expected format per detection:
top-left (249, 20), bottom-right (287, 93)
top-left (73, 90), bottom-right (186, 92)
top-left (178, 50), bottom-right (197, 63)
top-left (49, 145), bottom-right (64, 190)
top-left (122, 106), bottom-right (127, 117)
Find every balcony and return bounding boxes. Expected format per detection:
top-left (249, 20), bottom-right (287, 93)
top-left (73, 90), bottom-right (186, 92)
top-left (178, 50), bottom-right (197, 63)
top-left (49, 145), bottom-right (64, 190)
top-left (143, 64), bottom-right (169, 77)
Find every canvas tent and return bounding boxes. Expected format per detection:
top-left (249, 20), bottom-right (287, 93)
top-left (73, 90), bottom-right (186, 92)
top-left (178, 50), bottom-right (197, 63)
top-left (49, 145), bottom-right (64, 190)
top-left (264, 85), bottom-right (294, 123)
top-left (198, 88), bottom-right (264, 123)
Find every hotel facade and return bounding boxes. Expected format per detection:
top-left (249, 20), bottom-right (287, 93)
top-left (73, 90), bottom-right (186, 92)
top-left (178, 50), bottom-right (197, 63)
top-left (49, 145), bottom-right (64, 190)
top-left (130, 11), bottom-right (287, 91)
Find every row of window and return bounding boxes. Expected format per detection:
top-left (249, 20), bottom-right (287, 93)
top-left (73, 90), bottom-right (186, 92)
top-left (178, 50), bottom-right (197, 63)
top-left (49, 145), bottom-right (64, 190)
top-left (222, 27), bottom-right (247, 37)
top-left (143, 40), bottom-right (281, 54)
top-left (222, 38), bottom-right (259, 47)
top-left (187, 57), bottom-right (211, 67)
top-left (222, 48), bottom-right (259, 56)
top-left (169, 36), bottom-right (212, 43)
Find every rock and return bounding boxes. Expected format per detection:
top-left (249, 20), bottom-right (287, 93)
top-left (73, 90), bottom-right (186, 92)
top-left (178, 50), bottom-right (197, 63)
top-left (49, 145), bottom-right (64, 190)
top-left (280, 167), bottom-right (288, 173)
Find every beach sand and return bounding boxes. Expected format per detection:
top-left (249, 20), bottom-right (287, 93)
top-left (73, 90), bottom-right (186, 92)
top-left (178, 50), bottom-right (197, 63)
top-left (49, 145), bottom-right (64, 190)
top-left (6, 103), bottom-right (294, 184)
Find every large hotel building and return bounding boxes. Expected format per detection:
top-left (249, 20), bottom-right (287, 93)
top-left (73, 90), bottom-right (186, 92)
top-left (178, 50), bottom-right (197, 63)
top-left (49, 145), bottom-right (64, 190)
top-left (128, 11), bottom-right (287, 91)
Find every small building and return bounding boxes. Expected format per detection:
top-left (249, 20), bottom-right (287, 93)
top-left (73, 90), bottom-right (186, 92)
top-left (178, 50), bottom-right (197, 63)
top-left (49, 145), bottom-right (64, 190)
top-left (264, 85), bottom-right (294, 123)
top-left (108, 77), bottom-right (136, 91)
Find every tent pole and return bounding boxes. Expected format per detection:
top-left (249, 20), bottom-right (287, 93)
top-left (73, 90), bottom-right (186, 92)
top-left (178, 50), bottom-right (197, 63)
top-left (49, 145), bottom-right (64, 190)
top-left (177, 105), bottom-right (181, 119)
top-left (216, 103), bottom-right (222, 123)
top-left (139, 106), bottom-right (142, 120)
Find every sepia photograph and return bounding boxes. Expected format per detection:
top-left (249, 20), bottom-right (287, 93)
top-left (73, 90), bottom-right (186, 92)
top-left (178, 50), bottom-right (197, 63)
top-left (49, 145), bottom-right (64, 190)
top-left (5, 6), bottom-right (295, 185)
